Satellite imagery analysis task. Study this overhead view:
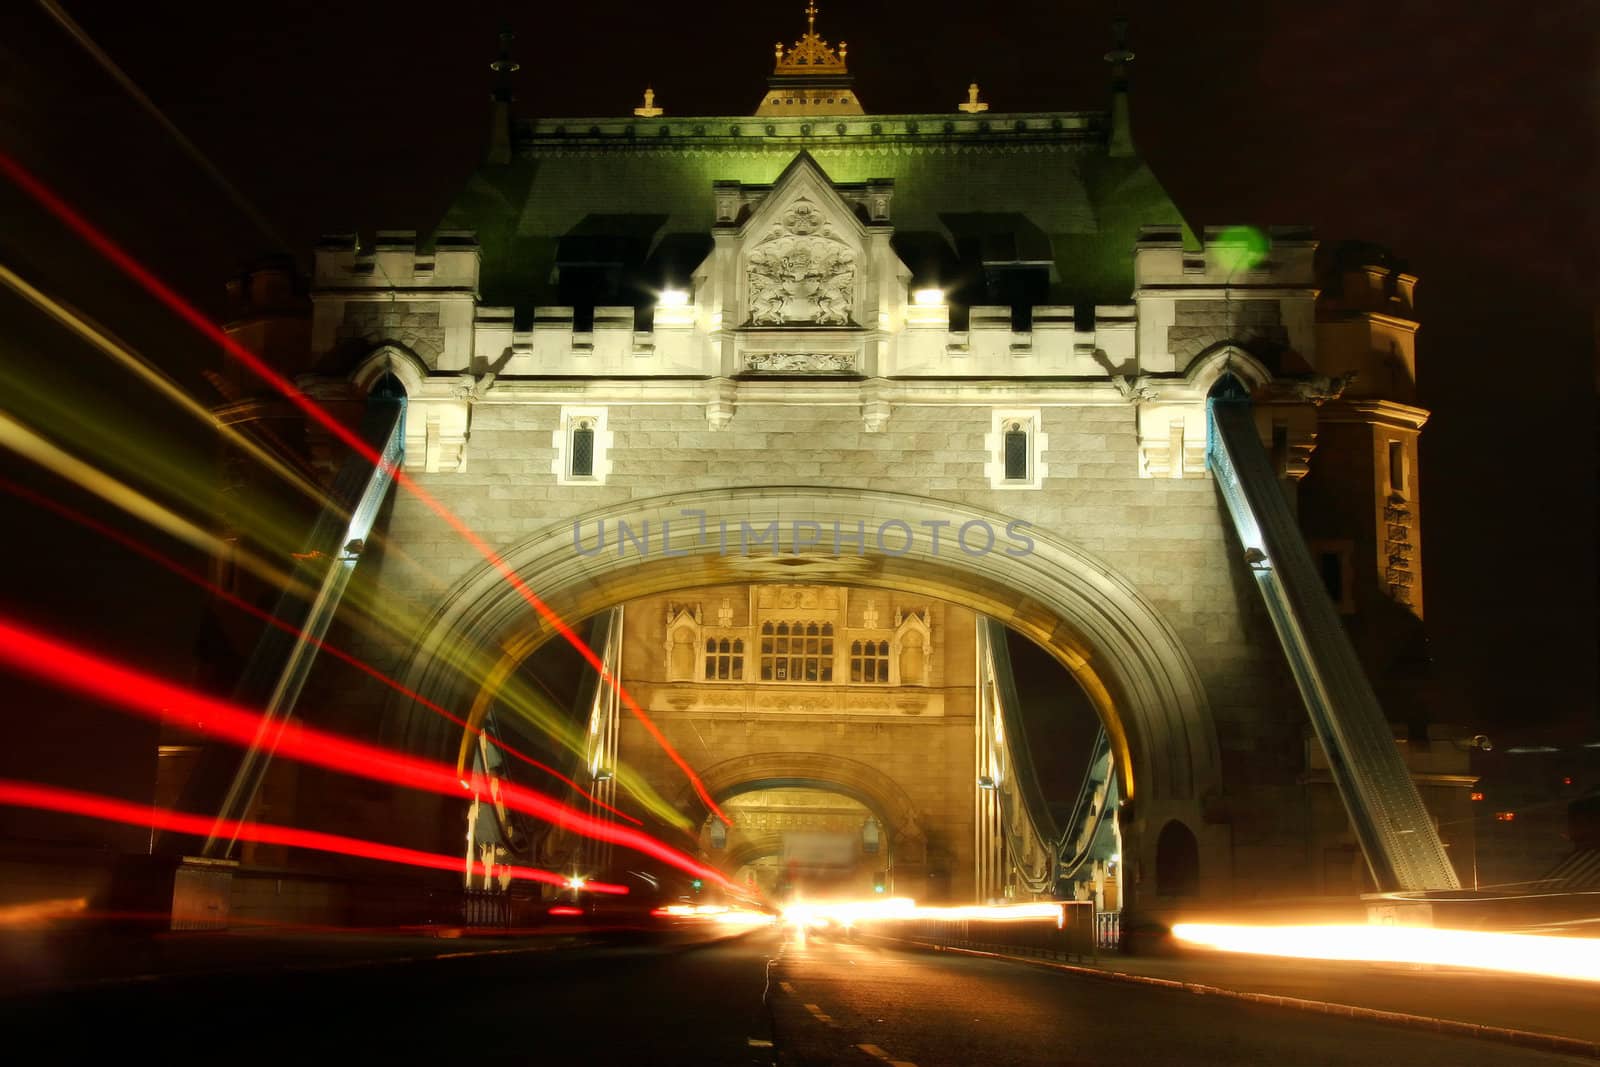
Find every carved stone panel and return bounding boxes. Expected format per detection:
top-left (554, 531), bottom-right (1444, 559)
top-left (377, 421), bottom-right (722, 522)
top-left (743, 352), bottom-right (858, 373)
top-left (745, 199), bottom-right (856, 326)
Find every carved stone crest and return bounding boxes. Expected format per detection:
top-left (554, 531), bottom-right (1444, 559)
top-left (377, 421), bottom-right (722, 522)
top-left (746, 198), bottom-right (856, 326)
top-left (744, 352), bottom-right (857, 373)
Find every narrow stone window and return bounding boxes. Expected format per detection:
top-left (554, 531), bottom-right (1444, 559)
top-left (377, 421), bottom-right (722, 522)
top-left (553, 407), bottom-right (611, 485)
top-left (988, 409), bottom-right (1047, 489)
top-left (1388, 441), bottom-right (1405, 494)
top-left (571, 420), bottom-right (596, 477)
top-left (1003, 422), bottom-right (1029, 481)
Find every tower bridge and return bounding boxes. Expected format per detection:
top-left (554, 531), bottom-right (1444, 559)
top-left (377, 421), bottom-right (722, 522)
top-left (161, 8), bottom-right (1480, 935)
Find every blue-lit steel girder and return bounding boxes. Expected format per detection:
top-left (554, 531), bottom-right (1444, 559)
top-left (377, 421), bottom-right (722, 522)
top-left (200, 386), bottom-right (406, 858)
top-left (1206, 398), bottom-right (1458, 892)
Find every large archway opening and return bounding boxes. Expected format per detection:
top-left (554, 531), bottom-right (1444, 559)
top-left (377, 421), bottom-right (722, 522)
top-left (389, 487), bottom-right (1225, 908)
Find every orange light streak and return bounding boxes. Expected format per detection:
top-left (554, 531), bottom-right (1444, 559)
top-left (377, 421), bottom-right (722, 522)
top-left (0, 476), bottom-right (640, 826)
top-left (0, 152), bottom-right (726, 824)
top-left (0, 614), bottom-right (731, 888)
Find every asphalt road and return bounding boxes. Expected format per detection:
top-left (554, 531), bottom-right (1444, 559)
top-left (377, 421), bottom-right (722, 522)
top-left (0, 925), bottom-right (1590, 1065)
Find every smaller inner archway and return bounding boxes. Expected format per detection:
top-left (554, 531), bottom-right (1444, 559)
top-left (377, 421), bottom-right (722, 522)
top-left (710, 786), bottom-right (880, 901)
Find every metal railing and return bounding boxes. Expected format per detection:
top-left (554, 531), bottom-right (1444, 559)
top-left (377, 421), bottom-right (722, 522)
top-left (1095, 910), bottom-right (1121, 951)
top-left (463, 889), bottom-right (510, 929)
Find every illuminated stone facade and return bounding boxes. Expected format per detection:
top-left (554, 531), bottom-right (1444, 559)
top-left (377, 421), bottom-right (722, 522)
top-left (219, 10), bottom-right (1471, 916)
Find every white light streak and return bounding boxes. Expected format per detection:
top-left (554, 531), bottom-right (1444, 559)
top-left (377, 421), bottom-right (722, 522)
top-left (1172, 923), bottom-right (1600, 983)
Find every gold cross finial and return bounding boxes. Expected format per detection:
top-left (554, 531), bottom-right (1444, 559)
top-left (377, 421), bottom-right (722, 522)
top-left (633, 86), bottom-right (663, 117)
top-left (958, 82), bottom-right (989, 113)
top-left (807, 2), bottom-right (818, 35)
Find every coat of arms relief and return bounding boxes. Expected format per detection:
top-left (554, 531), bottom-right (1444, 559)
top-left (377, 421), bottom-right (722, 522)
top-left (745, 200), bottom-right (856, 326)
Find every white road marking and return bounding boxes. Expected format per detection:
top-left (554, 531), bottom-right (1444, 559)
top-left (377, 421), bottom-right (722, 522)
top-left (804, 1003), bottom-right (836, 1026)
top-left (856, 1043), bottom-right (918, 1067)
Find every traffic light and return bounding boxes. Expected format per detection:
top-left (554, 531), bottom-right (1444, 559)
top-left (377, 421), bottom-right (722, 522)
top-left (873, 871), bottom-right (886, 894)
top-left (691, 878), bottom-right (703, 894)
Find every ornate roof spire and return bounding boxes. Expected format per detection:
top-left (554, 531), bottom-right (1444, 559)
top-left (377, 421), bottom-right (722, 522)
top-left (757, 2), bottom-right (864, 115)
top-left (774, 2), bottom-right (849, 74)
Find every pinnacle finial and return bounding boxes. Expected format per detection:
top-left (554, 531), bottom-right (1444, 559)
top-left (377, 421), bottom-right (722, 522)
top-left (491, 28), bottom-right (520, 76)
top-left (490, 27), bottom-right (520, 102)
top-left (1104, 16), bottom-right (1135, 68)
top-left (1105, 18), bottom-right (1136, 157)
top-left (807, 2), bottom-right (818, 36)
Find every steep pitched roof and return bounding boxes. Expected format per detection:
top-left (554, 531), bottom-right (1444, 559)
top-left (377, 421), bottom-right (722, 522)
top-left (439, 111), bottom-right (1194, 318)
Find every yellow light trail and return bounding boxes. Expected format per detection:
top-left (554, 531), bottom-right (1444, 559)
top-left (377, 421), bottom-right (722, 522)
top-left (0, 263), bottom-right (441, 593)
top-left (0, 264), bottom-right (322, 508)
top-left (1172, 922), bottom-right (1600, 984)
top-left (0, 280), bottom-right (685, 825)
top-left (0, 410), bottom-right (311, 599)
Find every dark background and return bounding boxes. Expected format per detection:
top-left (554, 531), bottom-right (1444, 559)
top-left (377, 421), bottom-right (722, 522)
top-left (0, 1), bottom-right (1593, 836)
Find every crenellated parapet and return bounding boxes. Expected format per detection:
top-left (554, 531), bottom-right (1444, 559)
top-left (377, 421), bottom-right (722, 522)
top-left (310, 231), bottom-right (480, 374)
top-left (1133, 224), bottom-right (1319, 377)
top-left (297, 206), bottom-right (1414, 490)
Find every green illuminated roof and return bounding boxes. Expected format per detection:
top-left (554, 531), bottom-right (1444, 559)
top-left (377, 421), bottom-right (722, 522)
top-left (439, 110), bottom-right (1195, 318)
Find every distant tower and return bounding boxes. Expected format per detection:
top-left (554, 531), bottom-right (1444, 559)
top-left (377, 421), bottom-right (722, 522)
top-left (756, 2), bottom-right (865, 116)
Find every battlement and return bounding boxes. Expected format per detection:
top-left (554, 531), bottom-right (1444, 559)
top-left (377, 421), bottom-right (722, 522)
top-left (312, 230), bottom-right (480, 291)
top-left (1135, 224), bottom-right (1317, 288)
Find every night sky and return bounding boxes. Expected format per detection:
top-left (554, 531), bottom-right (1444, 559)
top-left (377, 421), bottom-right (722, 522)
top-left (0, 0), bottom-right (1593, 829)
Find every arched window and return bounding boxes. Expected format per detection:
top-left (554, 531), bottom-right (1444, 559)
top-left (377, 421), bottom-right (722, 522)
top-left (1155, 820), bottom-right (1200, 897)
top-left (704, 637), bottom-right (744, 681)
top-left (759, 621), bottom-right (833, 682)
top-left (850, 639), bottom-right (890, 683)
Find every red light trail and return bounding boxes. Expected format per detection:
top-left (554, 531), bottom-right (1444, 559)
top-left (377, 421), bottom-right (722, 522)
top-left (0, 151), bottom-right (727, 825)
top-left (0, 476), bottom-right (641, 826)
top-left (0, 614), bottom-right (731, 889)
top-left (0, 778), bottom-right (627, 895)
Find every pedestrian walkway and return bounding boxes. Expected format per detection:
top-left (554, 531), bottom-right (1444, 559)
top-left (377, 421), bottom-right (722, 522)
top-left (875, 935), bottom-right (1600, 1059)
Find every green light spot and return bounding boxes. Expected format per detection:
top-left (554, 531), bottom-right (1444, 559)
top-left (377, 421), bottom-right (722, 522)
top-left (1213, 225), bottom-right (1270, 274)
